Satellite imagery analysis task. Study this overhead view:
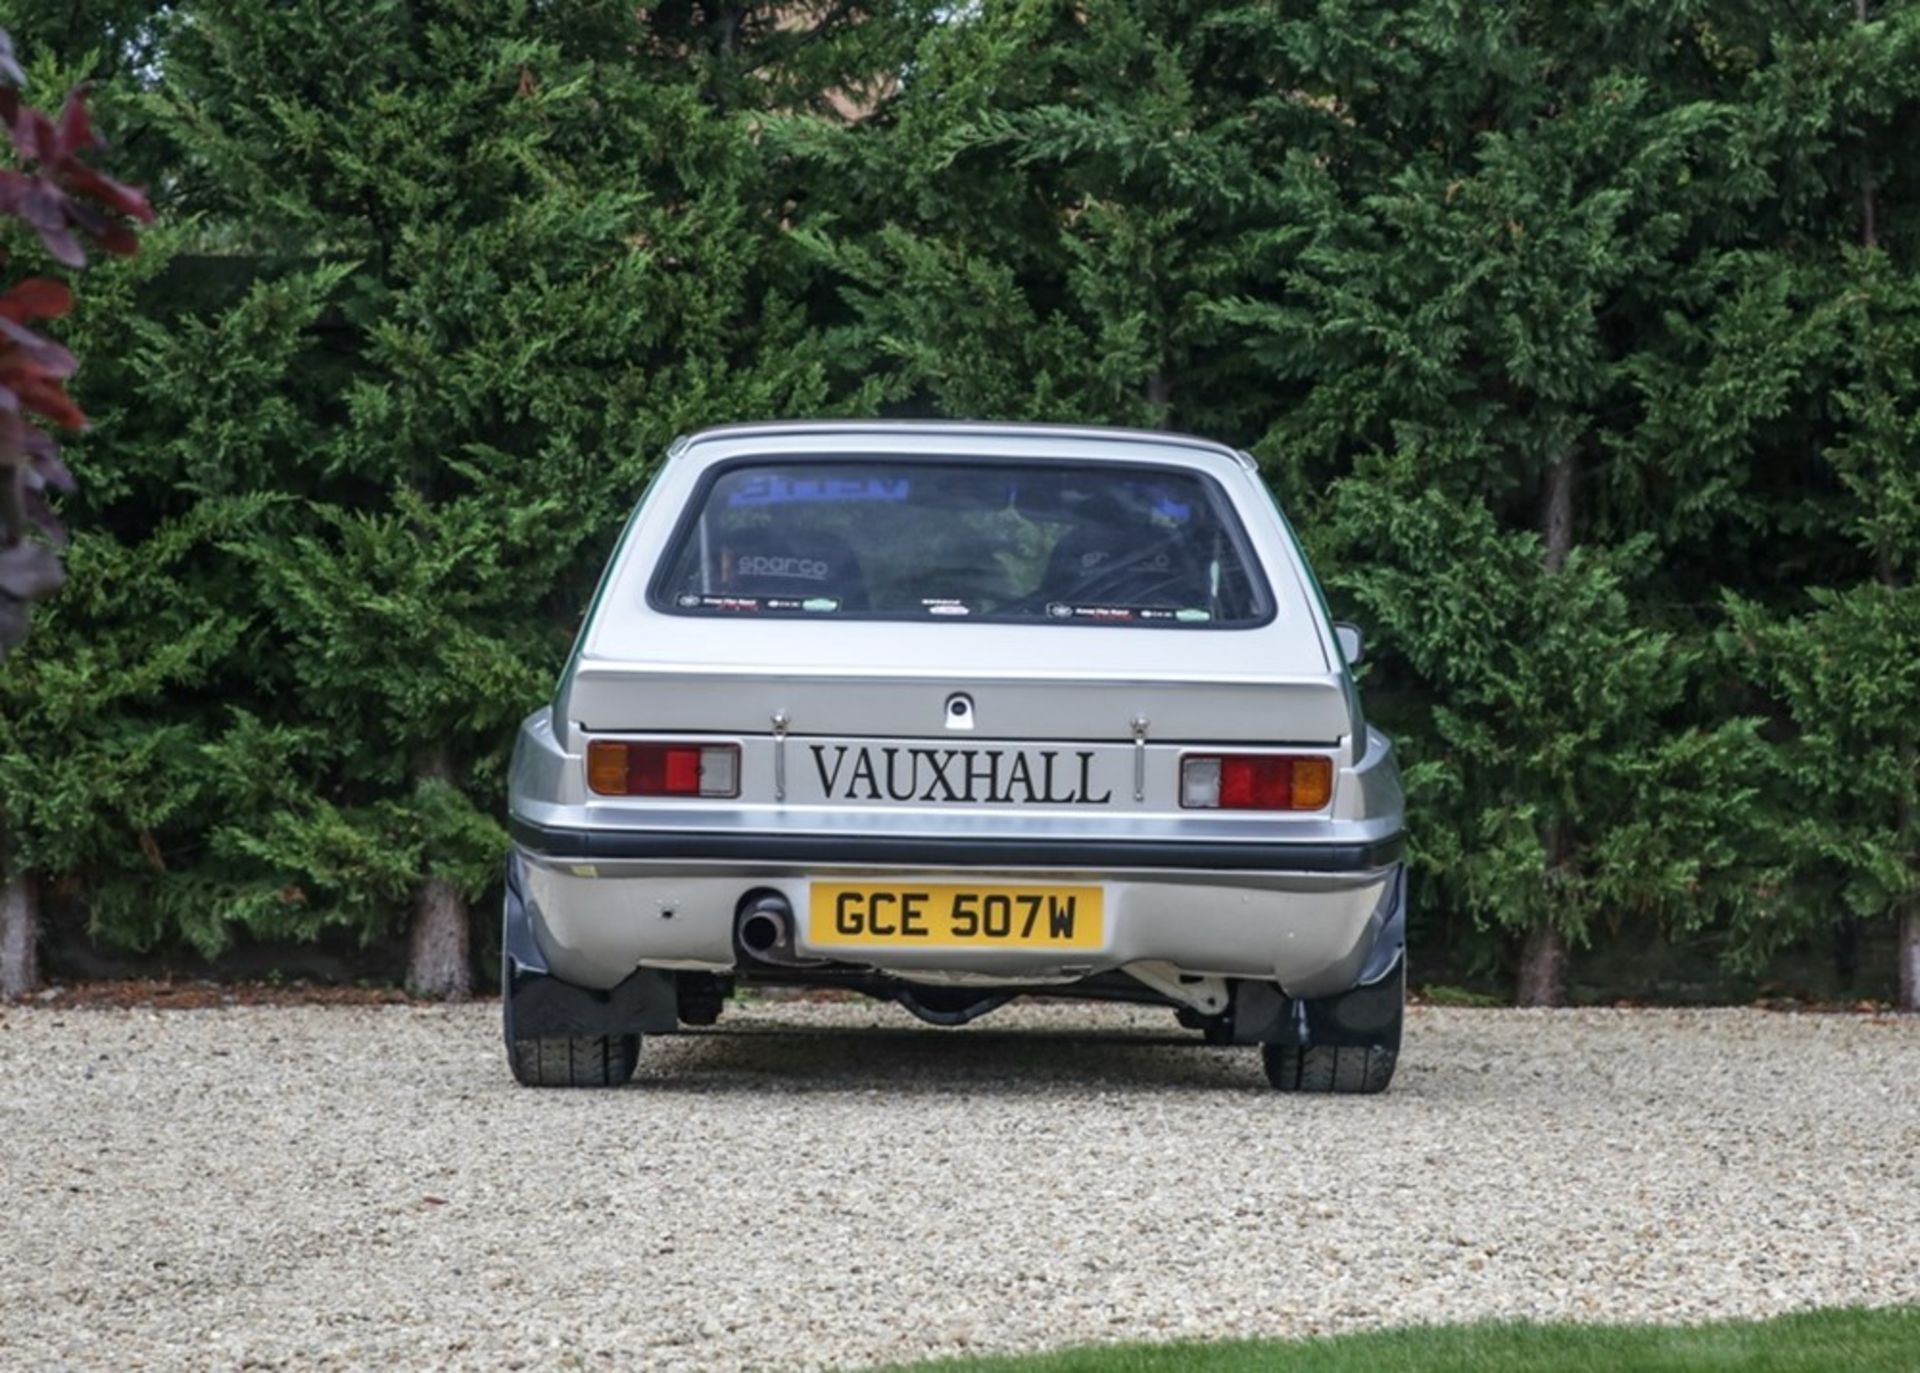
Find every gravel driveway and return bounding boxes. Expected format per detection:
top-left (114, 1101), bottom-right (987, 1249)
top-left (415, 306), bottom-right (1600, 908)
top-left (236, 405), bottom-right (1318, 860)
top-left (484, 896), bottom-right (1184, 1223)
top-left (1, 999), bottom-right (1914, 1370)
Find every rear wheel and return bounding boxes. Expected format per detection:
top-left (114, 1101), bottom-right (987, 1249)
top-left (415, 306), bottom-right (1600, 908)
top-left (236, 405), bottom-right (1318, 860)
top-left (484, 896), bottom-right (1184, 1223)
top-left (1261, 1042), bottom-right (1396, 1094)
top-left (506, 1032), bottom-right (641, 1088)
top-left (1261, 958), bottom-right (1403, 1095)
top-left (502, 963), bottom-right (642, 1088)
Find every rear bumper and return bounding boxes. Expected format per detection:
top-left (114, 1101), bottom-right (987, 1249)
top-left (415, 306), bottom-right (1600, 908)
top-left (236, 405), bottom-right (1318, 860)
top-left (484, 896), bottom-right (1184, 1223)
top-left (506, 828), bottom-right (1406, 1002)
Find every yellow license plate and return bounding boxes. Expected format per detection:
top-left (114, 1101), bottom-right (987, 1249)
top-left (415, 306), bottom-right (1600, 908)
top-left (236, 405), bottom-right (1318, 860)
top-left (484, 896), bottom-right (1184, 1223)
top-left (807, 883), bottom-right (1104, 950)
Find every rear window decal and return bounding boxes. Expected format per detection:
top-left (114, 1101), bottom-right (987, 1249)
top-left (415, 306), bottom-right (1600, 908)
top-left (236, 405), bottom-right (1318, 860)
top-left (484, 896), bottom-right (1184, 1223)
top-left (727, 474), bottom-right (910, 507)
top-left (676, 593), bottom-right (841, 613)
top-left (677, 593), bottom-right (764, 612)
top-left (1047, 603), bottom-right (1213, 623)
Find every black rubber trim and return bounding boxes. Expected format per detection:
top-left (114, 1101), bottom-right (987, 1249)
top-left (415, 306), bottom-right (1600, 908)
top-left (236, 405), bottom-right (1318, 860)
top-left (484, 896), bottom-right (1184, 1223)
top-left (508, 817), bottom-right (1404, 873)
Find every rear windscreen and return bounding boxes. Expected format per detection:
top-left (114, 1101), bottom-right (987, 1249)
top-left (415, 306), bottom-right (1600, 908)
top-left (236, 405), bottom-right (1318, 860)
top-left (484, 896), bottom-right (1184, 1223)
top-left (649, 458), bottom-right (1272, 627)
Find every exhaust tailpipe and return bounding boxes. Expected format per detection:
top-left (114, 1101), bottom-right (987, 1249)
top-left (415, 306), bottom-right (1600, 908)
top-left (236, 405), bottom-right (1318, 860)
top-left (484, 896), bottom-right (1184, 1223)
top-left (735, 892), bottom-right (821, 967)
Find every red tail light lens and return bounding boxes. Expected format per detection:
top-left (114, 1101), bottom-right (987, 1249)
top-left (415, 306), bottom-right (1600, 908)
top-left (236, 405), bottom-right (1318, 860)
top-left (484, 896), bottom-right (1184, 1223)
top-left (586, 741), bottom-right (740, 797)
top-left (1181, 754), bottom-right (1332, 811)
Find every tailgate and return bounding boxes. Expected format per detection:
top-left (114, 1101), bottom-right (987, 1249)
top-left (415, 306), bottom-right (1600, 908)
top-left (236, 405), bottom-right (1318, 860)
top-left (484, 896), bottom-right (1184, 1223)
top-left (563, 663), bottom-right (1353, 744)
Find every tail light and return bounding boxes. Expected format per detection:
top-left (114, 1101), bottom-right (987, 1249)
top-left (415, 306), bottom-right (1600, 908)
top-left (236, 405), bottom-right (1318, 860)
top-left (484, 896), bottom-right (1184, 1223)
top-left (1181, 754), bottom-right (1332, 811)
top-left (587, 741), bottom-right (740, 797)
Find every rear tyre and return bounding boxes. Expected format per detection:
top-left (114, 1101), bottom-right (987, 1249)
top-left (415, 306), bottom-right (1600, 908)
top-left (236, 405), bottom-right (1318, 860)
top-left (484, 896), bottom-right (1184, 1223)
top-left (501, 960), bottom-right (642, 1087)
top-left (1261, 1042), bottom-right (1396, 1094)
top-left (1261, 957), bottom-right (1403, 1094)
top-left (507, 1033), bottom-right (641, 1088)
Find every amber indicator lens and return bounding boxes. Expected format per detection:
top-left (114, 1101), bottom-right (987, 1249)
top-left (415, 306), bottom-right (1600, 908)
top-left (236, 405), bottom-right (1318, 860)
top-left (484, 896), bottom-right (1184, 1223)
top-left (1181, 754), bottom-right (1332, 811)
top-left (586, 741), bottom-right (740, 797)
top-left (586, 741), bottom-right (628, 795)
top-left (1288, 756), bottom-right (1333, 809)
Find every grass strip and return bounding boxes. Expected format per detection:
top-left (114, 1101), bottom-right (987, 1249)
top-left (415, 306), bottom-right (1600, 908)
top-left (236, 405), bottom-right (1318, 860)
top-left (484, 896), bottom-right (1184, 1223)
top-left (885, 1305), bottom-right (1920, 1373)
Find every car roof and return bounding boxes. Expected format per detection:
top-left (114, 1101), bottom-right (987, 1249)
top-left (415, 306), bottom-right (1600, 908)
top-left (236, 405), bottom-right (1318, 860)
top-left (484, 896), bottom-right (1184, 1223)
top-left (672, 419), bottom-right (1258, 472)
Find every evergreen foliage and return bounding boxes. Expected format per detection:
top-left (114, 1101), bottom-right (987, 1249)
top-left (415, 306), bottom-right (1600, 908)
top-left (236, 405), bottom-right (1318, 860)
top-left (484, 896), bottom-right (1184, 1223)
top-left (0, 0), bottom-right (1914, 1004)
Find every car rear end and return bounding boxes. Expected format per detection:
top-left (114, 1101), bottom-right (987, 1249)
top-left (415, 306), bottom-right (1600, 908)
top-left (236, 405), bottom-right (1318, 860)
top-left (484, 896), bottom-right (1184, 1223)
top-left (504, 422), bottom-right (1406, 1089)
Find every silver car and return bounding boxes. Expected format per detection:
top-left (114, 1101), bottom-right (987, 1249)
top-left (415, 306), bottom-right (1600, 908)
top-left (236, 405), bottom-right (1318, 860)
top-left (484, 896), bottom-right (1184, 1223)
top-left (505, 421), bottom-right (1406, 1091)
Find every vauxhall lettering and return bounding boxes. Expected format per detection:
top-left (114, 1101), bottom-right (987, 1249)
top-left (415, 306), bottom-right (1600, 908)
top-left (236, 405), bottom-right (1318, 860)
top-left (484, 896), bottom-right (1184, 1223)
top-left (807, 745), bottom-right (1113, 805)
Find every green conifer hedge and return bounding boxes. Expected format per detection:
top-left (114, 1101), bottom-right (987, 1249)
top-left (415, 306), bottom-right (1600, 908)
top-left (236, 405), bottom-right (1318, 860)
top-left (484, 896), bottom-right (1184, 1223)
top-left (0, 1), bottom-right (1913, 1006)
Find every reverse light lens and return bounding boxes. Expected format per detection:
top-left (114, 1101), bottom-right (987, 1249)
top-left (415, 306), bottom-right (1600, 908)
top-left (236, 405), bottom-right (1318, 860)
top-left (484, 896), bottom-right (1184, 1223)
top-left (586, 741), bottom-right (740, 797)
top-left (1181, 754), bottom-right (1333, 811)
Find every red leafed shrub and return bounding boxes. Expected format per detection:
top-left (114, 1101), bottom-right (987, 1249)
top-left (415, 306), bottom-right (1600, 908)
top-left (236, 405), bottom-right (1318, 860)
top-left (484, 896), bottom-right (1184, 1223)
top-left (0, 30), bottom-right (153, 653)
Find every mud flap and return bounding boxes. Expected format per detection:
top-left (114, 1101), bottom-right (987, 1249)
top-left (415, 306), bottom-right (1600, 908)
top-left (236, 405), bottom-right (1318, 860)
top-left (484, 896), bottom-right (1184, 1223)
top-left (1228, 865), bottom-right (1407, 1048)
top-left (1296, 955), bottom-right (1404, 1047)
top-left (1227, 978), bottom-right (1291, 1045)
top-left (503, 850), bottom-right (680, 1038)
top-left (1229, 955), bottom-right (1406, 1048)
